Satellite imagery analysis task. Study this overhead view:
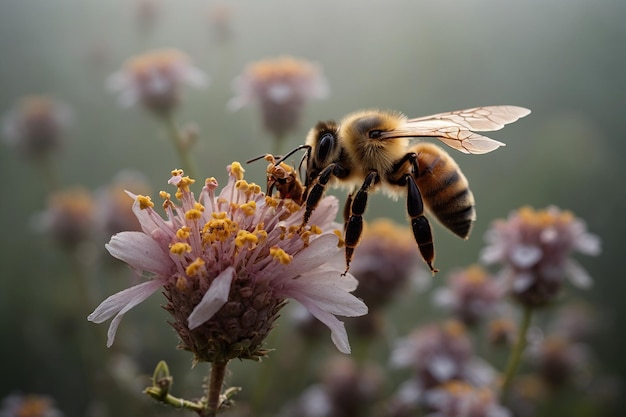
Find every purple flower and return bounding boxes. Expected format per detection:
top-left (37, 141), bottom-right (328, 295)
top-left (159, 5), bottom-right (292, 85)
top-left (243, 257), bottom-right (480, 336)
top-left (228, 56), bottom-right (328, 138)
top-left (480, 206), bottom-right (600, 307)
top-left (107, 49), bottom-right (207, 115)
top-left (88, 163), bottom-right (367, 361)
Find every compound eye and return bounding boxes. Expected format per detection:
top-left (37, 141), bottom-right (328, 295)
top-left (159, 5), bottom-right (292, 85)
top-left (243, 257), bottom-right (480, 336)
top-left (317, 132), bottom-right (335, 160)
top-left (369, 130), bottom-right (383, 139)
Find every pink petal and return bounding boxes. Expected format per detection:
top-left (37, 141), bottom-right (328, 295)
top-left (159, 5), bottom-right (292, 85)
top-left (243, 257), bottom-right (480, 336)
top-left (284, 274), bottom-right (368, 317)
top-left (87, 279), bottom-right (164, 347)
top-left (280, 233), bottom-right (340, 278)
top-left (188, 266), bottom-right (235, 329)
top-left (303, 301), bottom-right (351, 354)
top-left (106, 231), bottom-right (171, 276)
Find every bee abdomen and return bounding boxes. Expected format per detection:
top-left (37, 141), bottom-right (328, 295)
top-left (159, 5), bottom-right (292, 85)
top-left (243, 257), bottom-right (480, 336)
top-left (414, 143), bottom-right (476, 239)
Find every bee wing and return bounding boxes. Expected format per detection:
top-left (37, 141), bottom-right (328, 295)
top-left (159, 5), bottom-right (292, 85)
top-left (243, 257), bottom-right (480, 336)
top-left (382, 105), bottom-right (531, 154)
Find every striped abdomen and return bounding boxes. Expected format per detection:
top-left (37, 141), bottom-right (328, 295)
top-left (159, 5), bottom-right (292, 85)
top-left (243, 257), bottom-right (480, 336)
top-left (412, 142), bottom-right (476, 239)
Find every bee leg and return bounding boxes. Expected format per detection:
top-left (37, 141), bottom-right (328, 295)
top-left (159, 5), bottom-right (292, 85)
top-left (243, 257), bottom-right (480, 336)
top-left (344, 171), bottom-right (379, 275)
top-left (405, 174), bottom-right (439, 275)
top-left (343, 193), bottom-right (354, 232)
top-left (302, 163), bottom-right (349, 227)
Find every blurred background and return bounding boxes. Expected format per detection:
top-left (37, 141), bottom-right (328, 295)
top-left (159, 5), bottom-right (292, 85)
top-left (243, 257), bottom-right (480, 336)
top-left (0, 0), bottom-right (624, 416)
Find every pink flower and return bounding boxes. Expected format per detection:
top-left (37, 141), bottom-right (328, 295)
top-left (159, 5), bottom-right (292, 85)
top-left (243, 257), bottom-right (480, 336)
top-left (480, 206), bottom-right (601, 307)
top-left (228, 56), bottom-right (328, 138)
top-left (107, 49), bottom-right (207, 115)
top-left (88, 163), bottom-right (367, 360)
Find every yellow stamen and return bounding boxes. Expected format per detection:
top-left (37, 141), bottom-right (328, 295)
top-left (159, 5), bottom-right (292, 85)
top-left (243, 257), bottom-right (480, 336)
top-left (240, 201), bottom-right (256, 216)
top-left (136, 195), bottom-right (154, 210)
top-left (230, 161), bottom-right (245, 181)
top-left (235, 230), bottom-right (258, 248)
top-left (176, 226), bottom-right (191, 240)
top-left (176, 275), bottom-right (189, 291)
top-left (333, 229), bottom-right (345, 248)
top-left (170, 242), bottom-right (192, 255)
top-left (270, 246), bottom-right (292, 264)
top-left (265, 196), bottom-right (279, 208)
top-left (186, 257), bottom-right (205, 276)
top-left (185, 208), bottom-right (203, 221)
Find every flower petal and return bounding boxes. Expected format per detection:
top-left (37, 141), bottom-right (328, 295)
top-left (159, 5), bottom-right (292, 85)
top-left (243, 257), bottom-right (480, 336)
top-left (280, 233), bottom-right (341, 278)
top-left (188, 266), bottom-right (235, 329)
top-left (565, 259), bottom-right (593, 289)
top-left (283, 272), bottom-right (368, 317)
top-left (87, 279), bottom-right (164, 347)
top-left (106, 231), bottom-right (171, 275)
top-left (302, 301), bottom-right (352, 354)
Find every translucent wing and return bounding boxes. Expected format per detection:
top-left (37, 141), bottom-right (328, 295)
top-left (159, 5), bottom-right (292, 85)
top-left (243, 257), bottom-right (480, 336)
top-left (380, 105), bottom-right (531, 154)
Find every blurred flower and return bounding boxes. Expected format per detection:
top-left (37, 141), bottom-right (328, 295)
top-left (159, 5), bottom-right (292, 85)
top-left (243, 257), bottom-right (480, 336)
top-left (350, 219), bottom-right (421, 310)
top-left (433, 265), bottom-right (504, 326)
top-left (480, 206), bottom-right (600, 307)
top-left (2, 95), bottom-right (71, 159)
top-left (391, 320), bottom-right (495, 391)
top-left (228, 56), bottom-right (329, 140)
top-left (95, 170), bottom-right (152, 238)
top-left (280, 356), bottom-right (383, 417)
top-left (35, 187), bottom-right (95, 249)
top-left (108, 49), bottom-right (207, 115)
top-left (88, 163), bottom-right (367, 361)
top-left (487, 318), bottom-right (517, 348)
top-left (423, 381), bottom-right (511, 417)
top-left (528, 335), bottom-right (590, 387)
top-left (548, 302), bottom-right (596, 342)
top-left (0, 393), bottom-right (63, 417)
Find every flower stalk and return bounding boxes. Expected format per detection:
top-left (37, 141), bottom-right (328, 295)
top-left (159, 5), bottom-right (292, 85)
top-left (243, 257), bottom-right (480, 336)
top-left (204, 361), bottom-right (228, 417)
top-left (500, 304), bottom-right (533, 400)
top-left (161, 113), bottom-right (197, 179)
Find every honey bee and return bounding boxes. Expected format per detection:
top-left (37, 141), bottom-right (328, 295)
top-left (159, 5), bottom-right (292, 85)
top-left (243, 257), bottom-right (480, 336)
top-left (247, 153), bottom-right (306, 204)
top-left (277, 105), bottom-right (531, 274)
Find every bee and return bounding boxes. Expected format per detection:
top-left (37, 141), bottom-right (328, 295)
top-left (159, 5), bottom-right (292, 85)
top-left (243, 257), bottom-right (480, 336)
top-left (277, 105), bottom-right (531, 274)
top-left (247, 153), bottom-right (306, 204)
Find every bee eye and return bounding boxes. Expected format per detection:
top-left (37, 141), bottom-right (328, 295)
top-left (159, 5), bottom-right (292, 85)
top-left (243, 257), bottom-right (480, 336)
top-left (369, 130), bottom-right (383, 139)
top-left (317, 132), bottom-right (335, 160)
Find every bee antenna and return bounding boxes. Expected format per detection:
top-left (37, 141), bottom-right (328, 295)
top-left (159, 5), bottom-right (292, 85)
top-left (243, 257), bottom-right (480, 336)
top-left (275, 145), bottom-right (311, 166)
top-left (246, 153), bottom-right (276, 164)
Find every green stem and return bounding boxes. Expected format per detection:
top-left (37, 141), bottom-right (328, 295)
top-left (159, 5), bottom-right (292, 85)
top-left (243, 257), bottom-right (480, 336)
top-left (204, 361), bottom-right (228, 417)
top-left (500, 305), bottom-right (533, 400)
top-left (162, 113), bottom-right (198, 179)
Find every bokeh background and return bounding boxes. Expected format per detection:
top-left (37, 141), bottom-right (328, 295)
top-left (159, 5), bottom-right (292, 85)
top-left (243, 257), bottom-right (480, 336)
top-left (0, 0), bottom-right (624, 416)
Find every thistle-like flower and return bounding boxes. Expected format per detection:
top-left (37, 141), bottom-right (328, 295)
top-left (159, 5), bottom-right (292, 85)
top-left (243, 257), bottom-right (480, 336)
top-left (2, 95), bottom-right (71, 159)
top-left (423, 381), bottom-right (511, 417)
top-left (88, 163), bottom-right (367, 361)
top-left (480, 206), bottom-right (600, 307)
top-left (433, 265), bottom-right (504, 326)
top-left (107, 49), bottom-right (207, 115)
top-left (36, 187), bottom-right (96, 250)
top-left (228, 56), bottom-right (328, 141)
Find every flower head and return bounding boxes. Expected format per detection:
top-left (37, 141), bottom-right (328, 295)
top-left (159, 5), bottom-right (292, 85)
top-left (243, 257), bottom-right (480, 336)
top-left (480, 206), bottom-right (600, 307)
top-left (433, 265), bottom-right (504, 326)
top-left (95, 170), bottom-right (151, 237)
top-left (228, 56), bottom-right (329, 138)
top-left (88, 163), bottom-right (367, 361)
top-left (391, 320), bottom-right (487, 390)
top-left (36, 187), bottom-right (95, 249)
top-left (2, 95), bottom-right (71, 159)
top-left (108, 49), bottom-right (207, 115)
top-left (423, 381), bottom-right (511, 417)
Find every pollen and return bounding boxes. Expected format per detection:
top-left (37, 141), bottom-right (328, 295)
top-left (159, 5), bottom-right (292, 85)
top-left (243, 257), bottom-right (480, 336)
top-left (136, 194), bottom-right (154, 210)
top-left (265, 196), bottom-right (279, 208)
top-left (176, 275), bottom-right (189, 291)
top-left (185, 204), bottom-right (204, 220)
top-left (205, 177), bottom-right (218, 190)
top-left (176, 226), bottom-right (191, 240)
top-left (309, 225), bottom-right (322, 235)
top-left (333, 229), bottom-right (345, 248)
top-left (171, 169), bottom-right (184, 177)
top-left (185, 257), bottom-right (206, 277)
top-left (239, 201), bottom-right (256, 216)
top-left (203, 217), bottom-right (237, 243)
top-left (270, 246), bottom-right (292, 265)
top-left (170, 242), bottom-right (192, 255)
top-left (235, 230), bottom-right (258, 248)
top-left (230, 161), bottom-right (245, 181)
